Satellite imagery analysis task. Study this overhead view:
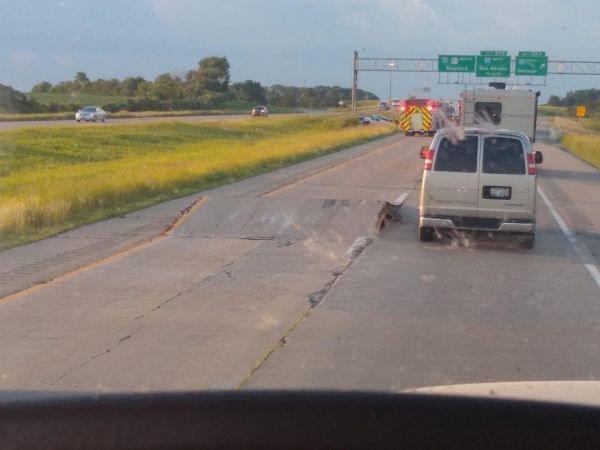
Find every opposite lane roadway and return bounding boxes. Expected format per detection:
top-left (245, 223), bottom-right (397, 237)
top-left (0, 114), bottom-right (250, 130)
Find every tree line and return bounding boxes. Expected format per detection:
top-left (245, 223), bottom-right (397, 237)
top-left (17, 56), bottom-right (376, 113)
top-left (547, 89), bottom-right (600, 110)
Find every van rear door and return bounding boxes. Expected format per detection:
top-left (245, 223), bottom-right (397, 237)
top-left (477, 136), bottom-right (531, 220)
top-left (426, 135), bottom-right (480, 217)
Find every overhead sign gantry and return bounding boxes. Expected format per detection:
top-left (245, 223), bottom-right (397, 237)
top-left (351, 50), bottom-right (600, 111)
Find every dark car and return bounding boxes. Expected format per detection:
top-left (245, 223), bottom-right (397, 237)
top-left (251, 106), bottom-right (269, 117)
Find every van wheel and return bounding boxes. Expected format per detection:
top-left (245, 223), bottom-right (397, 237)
top-left (419, 226), bottom-right (435, 242)
top-left (519, 233), bottom-right (535, 249)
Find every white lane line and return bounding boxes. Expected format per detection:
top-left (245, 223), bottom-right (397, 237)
top-left (392, 192), bottom-right (409, 206)
top-left (586, 264), bottom-right (600, 288)
top-left (538, 186), bottom-right (600, 290)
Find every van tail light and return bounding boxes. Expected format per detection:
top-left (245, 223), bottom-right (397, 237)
top-left (527, 153), bottom-right (536, 175)
top-left (424, 150), bottom-right (435, 171)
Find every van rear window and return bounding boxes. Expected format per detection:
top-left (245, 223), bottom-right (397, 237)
top-left (434, 136), bottom-right (478, 173)
top-left (474, 102), bottom-right (502, 125)
top-left (483, 137), bottom-right (526, 174)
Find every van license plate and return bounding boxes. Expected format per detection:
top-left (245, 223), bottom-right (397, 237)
top-left (488, 187), bottom-right (511, 199)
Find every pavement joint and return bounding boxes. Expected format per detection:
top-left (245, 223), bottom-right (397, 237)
top-left (49, 322), bottom-right (146, 387)
top-left (235, 309), bottom-right (312, 391)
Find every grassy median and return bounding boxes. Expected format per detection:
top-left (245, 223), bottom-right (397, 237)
top-left (0, 115), bottom-right (395, 248)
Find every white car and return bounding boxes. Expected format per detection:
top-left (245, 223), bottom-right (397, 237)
top-left (418, 128), bottom-right (543, 248)
top-left (76, 106), bottom-right (107, 122)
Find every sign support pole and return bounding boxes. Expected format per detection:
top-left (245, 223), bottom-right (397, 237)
top-left (352, 50), bottom-right (358, 112)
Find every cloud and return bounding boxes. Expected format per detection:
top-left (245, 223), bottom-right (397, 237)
top-left (9, 51), bottom-right (37, 66)
top-left (2, 0), bottom-right (600, 95)
top-left (55, 53), bottom-right (76, 68)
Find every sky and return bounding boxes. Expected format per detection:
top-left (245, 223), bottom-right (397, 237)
top-left (1, 0), bottom-right (599, 101)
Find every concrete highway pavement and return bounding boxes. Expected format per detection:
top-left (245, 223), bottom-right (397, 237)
top-left (0, 132), bottom-right (599, 392)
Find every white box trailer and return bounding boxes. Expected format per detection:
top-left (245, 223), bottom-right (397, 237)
top-left (460, 88), bottom-right (540, 142)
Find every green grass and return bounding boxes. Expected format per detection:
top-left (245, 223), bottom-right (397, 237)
top-left (538, 105), bottom-right (568, 116)
top-left (0, 111), bottom-right (75, 121)
top-left (0, 115), bottom-right (395, 248)
top-left (583, 118), bottom-right (600, 133)
top-left (28, 92), bottom-right (131, 106)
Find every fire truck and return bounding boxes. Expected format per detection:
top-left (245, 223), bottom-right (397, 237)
top-left (398, 99), bottom-right (442, 136)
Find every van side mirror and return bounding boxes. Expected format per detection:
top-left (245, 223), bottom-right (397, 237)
top-left (420, 146), bottom-right (428, 159)
top-left (534, 151), bottom-right (543, 164)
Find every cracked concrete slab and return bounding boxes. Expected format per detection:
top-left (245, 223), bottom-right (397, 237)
top-left (174, 197), bottom-right (386, 242)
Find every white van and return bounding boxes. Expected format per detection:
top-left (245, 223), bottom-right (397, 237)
top-left (460, 88), bottom-right (540, 142)
top-left (418, 128), bottom-right (543, 248)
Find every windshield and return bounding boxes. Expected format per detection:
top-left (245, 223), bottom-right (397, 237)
top-left (1, 0), bottom-right (600, 414)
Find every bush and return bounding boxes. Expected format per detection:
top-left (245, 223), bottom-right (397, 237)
top-left (0, 84), bottom-right (46, 113)
top-left (101, 97), bottom-right (223, 113)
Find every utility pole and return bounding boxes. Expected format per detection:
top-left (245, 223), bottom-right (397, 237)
top-left (352, 50), bottom-right (358, 112)
top-left (388, 62), bottom-right (395, 104)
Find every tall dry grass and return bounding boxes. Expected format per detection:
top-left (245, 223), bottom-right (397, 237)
top-left (561, 133), bottom-right (600, 169)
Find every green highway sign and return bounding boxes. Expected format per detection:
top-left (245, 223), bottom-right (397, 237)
top-left (518, 51), bottom-right (546, 57)
top-left (515, 54), bottom-right (548, 76)
top-left (438, 55), bottom-right (476, 73)
top-left (476, 54), bottom-right (511, 77)
top-left (480, 50), bottom-right (508, 56)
